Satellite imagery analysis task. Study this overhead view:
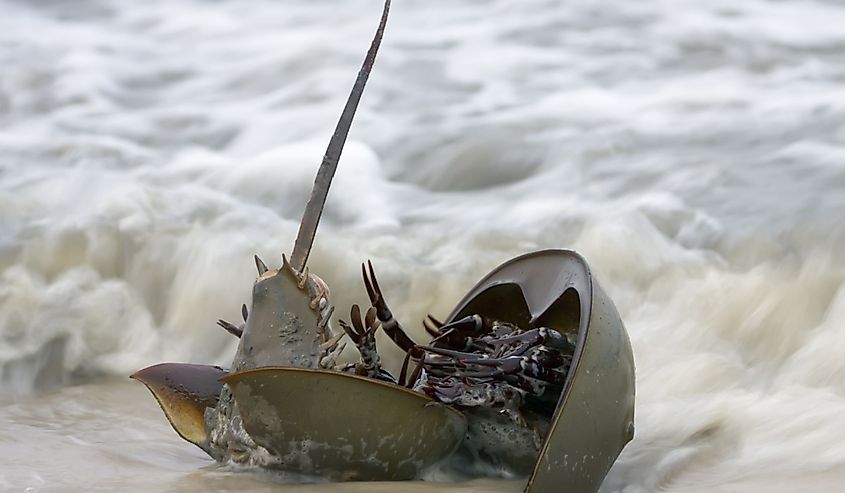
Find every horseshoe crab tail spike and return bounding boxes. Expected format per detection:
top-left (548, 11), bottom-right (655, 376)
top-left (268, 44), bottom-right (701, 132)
top-left (289, 0), bottom-right (391, 273)
top-left (254, 254), bottom-right (269, 275)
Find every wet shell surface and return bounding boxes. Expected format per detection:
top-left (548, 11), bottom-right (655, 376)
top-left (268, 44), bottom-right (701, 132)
top-left (223, 367), bottom-right (467, 480)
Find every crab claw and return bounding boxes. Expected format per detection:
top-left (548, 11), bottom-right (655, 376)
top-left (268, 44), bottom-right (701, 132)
top-left (339, 319), bottom-right (359, 344)
top-left (361, 261), bottom-right (421, 357)
top-left (339, 304), bottom-right (383, 378)
top-left (217, 319), bottom-right (243, 338)
top-left (350, 304), bottom-right (380, 338)
top-left (428, 314), bottom-right (485, 349)
top-left (436, 314), bottom-right (483, 336)
top-left (423, 314), bottom-right (444, 338)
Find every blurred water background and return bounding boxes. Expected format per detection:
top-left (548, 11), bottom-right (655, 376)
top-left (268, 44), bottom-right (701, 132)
top-left (1, 0), bottom-right (844, 491)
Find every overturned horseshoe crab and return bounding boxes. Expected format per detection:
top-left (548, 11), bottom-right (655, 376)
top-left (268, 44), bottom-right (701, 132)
top-left (131, 1), bottom-right (635, 491)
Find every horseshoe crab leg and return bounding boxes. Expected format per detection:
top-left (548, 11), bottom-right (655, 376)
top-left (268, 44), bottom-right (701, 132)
top-left (362, 260), bottom-right (422, 357)
top-left (338, 304), bottom-right (382, 378)
top-left (429, 315), bottom-right (490, 350)
top-left (290, 0), bottom-right (392, 272)
top-left (216, 319), bottom-right (243, 338)
top-left (216, 303), bottom-right (249, 338)
top-left (423, 314), bottom-right (443, 337)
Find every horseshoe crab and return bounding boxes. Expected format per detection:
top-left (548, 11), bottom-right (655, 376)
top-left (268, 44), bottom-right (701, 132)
top-left (131, 1), bottom-right (635, 491)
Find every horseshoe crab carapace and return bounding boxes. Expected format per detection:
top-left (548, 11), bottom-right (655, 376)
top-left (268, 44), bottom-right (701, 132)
top-left (130, 0), bottom-right (635, 490)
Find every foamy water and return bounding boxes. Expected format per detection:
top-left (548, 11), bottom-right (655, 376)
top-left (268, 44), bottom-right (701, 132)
top-left (1, 0), bottom-right (844, 491)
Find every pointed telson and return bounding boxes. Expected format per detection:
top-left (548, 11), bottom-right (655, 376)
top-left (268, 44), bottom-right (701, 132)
top-left (289, 0), bottom-right (392, 272)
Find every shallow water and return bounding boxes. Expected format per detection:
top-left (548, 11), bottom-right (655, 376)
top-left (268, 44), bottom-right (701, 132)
top-left (1, 0), bottom-right (844, 491)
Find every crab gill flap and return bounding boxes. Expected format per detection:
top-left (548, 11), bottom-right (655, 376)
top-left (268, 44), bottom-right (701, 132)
top-left (130, 363), bottom-right (227, 454)
top-left (446, 249), bottom-right (635, 493)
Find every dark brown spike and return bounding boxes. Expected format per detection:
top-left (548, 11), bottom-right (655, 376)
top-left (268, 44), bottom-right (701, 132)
top-left (426, 314), bottom-right (444, 329)
top-left (289, 0), bottom-right (392, 272)
top-left (281, 253), bottom-right (294, 274)
top-left (366, 260), bottom-right (382, 299)
top-left (437, 314), bottom-right (483, 335)
top-left (427, 328), bottom-right (456, 346)
top-left (364, 306), bottom-right (378, 335)
top-left (407, 356), bottom-right (424, 388)
top-left (423, 319), bottom-right (440, 338)
top-left (420, 357), bottom-right (464, 368)
top-left (417, 347), bottom-right (512, 371)
top-left (418, 344), bottom-right (481, 360)
top-left (361, 260), bottom-right (422, 356)
top-left (217, 319), bottom-right (243, 338)
top-left (362, 262), bottom-right (377, 302)
top-left (398, 350), bottom-right (412, 387)
top-left (350, 304), bottom-right (365, 335)
top-left (338, 319), bottom-right (359, 344)
top-left (241, 304), bottom-right (248, 322)
top-left (254, 254), bottom-right (269, 275)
